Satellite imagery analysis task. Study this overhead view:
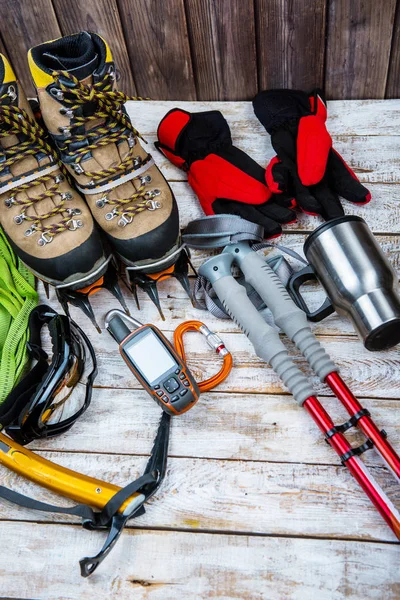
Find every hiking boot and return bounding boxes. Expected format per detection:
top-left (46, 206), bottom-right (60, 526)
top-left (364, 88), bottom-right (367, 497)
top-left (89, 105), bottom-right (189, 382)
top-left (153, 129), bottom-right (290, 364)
top-left (0, 53), bottom-right (108, 292)
top-left (28, 32), bottom-right (180, 276)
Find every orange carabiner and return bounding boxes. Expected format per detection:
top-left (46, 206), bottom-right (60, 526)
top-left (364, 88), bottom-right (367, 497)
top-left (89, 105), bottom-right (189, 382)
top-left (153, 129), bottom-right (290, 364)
top-left (173, 320), bottom-right (232, 392)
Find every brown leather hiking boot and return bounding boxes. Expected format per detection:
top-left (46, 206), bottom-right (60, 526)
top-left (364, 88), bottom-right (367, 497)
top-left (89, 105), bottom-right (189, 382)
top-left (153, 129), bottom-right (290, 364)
top-left (0, 53), bottom-right (107, 292)
top-left (28, 32), bottom-right (180, 277)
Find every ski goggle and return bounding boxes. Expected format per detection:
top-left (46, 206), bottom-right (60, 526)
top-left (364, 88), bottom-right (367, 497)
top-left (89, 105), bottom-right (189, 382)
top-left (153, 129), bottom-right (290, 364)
top-left (0, 305), bottom-right (97, 445)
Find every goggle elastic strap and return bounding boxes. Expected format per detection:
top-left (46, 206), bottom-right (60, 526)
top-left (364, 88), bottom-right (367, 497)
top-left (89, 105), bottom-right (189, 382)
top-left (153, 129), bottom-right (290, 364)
top-left (0, 305), bottom-right (62, 435)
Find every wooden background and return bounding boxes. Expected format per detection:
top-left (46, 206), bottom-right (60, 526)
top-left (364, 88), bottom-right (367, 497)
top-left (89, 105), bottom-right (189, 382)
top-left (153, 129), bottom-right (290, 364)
top-left (0, 0), bottom-right (399, 101)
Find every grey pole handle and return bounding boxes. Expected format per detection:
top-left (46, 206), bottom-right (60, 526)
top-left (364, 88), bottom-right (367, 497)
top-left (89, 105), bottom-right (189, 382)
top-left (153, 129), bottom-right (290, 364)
top-left (223, 242), bottom-right (338, 381)
top-left (199, 254), bottom-right (315, 405)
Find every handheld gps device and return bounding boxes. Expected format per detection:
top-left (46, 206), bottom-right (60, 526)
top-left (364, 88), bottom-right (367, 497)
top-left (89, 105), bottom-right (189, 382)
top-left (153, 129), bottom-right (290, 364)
top-left (105, 310), bottom-right (200, 415)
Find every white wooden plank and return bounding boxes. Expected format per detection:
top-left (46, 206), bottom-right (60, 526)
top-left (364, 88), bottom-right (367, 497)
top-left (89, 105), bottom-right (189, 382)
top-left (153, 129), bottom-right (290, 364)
top-left (127, 100), bottom-right (400, 187)
top-left (171, 180), bottom-right (400, 234)
top-left (1, 523), bottom-right (398, 600)
top-left (0, 451), bottom-right (398, 541)
top-left (35, 315), bottom-right (400, 399)
top-left (139, 133), bottom-right (400, 184)
top-left (127, 99), bottom-right (400, 136)
top-left (29, 389), bottom-right (400, 469)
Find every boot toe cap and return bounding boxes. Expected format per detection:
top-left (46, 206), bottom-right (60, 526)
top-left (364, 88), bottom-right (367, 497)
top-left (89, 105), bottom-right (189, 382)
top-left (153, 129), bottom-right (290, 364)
top-left (5, 227), bottom-right (107, 287)
top-left (106, 200), bottom-right (180, 265)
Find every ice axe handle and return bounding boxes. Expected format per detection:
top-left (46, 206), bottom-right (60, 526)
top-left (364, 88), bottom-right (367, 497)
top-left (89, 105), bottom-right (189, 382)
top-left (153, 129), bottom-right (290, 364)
top-left (198, 254), bottom-right (315, 405)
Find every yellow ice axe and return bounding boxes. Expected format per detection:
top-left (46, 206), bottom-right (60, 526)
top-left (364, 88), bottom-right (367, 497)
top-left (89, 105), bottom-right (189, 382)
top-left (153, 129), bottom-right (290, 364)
top-left (0, 412), bottom-right (170, 577)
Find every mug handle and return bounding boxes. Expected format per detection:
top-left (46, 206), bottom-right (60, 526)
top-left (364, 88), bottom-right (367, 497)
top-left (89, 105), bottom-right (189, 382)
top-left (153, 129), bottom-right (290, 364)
top-left (288, 265), bottom-right (335, 322)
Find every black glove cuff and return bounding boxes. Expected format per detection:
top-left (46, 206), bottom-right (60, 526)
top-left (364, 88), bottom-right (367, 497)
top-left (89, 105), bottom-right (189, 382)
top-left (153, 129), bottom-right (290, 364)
top-left (176, 110), bottom-right (233, 164)
top-left (252, 89), bottom-right (313, 134)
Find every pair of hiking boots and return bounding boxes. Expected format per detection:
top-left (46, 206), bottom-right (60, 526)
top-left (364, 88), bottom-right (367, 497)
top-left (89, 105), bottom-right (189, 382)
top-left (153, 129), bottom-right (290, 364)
top-left (0, 32), bottom-right (182, 327)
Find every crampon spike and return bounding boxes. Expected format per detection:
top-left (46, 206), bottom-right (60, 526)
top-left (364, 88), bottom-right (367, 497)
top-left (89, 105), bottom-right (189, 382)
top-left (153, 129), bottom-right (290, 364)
top-left (56, 260), bottom-right (129, 332)
top-left (56, 287), bottom-right (102, 333)
top-left (101, 259), bottom-right (130, 315)
top-left (127, 272), bottom-right (165, 320)
top-left (124, 247), bottom-right (194, 318)
top-left (173, 248), bottom-right (195, 306)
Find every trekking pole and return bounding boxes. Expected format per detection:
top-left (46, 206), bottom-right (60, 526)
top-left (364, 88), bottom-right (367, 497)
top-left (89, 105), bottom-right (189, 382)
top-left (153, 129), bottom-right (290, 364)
top-left (199, 252), bottom-right (400, 540)
top-left (223, 241), bottom-right (400, 482)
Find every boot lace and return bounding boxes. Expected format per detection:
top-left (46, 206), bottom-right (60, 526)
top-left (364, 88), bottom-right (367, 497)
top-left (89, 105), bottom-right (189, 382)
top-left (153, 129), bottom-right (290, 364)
top-left (0, 90), bottom-right (80, 246)
top-left (53, 70), bottom-right (157, 227)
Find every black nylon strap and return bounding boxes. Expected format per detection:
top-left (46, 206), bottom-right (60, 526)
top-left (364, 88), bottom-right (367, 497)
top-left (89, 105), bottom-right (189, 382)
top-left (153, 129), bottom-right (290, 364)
top-left (0, 471), bottom-right (156, 529)
top-left (325, 409), bottom-right (371, 440)
top-left (0, 485), bottom-right (97, 524)
top-left (95, 472), bottom-right (155, 525)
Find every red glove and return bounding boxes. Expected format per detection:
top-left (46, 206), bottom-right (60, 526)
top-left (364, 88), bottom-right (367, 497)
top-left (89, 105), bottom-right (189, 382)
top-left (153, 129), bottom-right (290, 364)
top-left (253, 89), bottom-right (371, 220)
top-left (156, 108), bottom-right (296, 238)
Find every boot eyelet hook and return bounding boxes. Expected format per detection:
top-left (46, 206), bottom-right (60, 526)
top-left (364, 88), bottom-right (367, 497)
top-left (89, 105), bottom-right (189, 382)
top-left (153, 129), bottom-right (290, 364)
top-left (38, 232), bottom-right (54, 246)
top-left (146, 200), bottom-right (162, 211)
top-left (58, 126), bottom-right (71, 138)
top-left (127, 133), bottom-right (135, 148)
top-left (96, 195), bottom-right (109, 208)
top-left (105, 209), bottom-right (118, 221)
top-left (67, 218), bottom-right (83, 231)
top-left (5, 195), bottom-right (16, 208)
top-left (24, 225), bottom-right (38, 237)
top-left (73, 163), bottom-right (85, 175)
top-left (145, 189), bottom-right (161, 200)
top-left (7, 85), bottom-right (16, 102)
top-left (60, 108), bottom-right (74, 118)
top-left (118, 213), bottom-right (133, 227)
top-left (50, 88), bottom-right (64, 101)
top-left (14, 212), bottom-right (26, 225)
top-left (66, 208), bottom-right (82, 217)
top-left (140, 175), bottom-right (152, 185)
top-left (61, 192), bottom-right (73, 201)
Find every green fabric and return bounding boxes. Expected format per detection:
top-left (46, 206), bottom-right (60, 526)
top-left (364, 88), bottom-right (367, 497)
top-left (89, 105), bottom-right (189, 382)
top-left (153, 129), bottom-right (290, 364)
top-left (0, 227), bottom-right (38, 405)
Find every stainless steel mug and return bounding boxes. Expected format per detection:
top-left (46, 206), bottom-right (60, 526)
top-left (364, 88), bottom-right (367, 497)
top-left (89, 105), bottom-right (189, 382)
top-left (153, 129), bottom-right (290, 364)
top-left (289, 216), bottom-right (400, 350)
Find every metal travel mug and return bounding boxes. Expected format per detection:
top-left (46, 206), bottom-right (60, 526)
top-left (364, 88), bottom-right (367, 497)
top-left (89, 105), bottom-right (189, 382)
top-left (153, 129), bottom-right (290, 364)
top-left (289, 216), bottom-right (400, 351)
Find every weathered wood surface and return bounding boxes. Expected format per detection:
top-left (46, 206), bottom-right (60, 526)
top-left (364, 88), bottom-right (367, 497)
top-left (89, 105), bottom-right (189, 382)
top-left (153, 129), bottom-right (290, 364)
top-left (118, 0), bottom-right (196, 100)
top-left (129, 99), bottom-right (400, 136)
top-left (37, 272), bottom-right (400, 400)
top-left (386, 2), bottom-right (400, 98)
top-left (27, 390), bottom-right (400, 468)
top-left (2, 98), bottom-right (400, 598)
top-left (128, 100), bottom-right (400, 187)
top-left (1, 0), bottom-right (400, 100)
top-left (325, 0), bottom-right (397, 99)
top-left (255, 0), bottom-right (327, 91)
top-left (185, 0), bottom-right (258, 100)
top-left (0, 0), bottom-right (61, 97)
top-left (0, 451), bottom-right (398, 542)
top-left (1, 524), bottom-right (399, 600)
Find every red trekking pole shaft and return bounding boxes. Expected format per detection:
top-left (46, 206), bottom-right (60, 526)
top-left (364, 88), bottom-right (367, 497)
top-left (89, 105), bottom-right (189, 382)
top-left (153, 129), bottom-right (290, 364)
top-left (305, 395), bottom-right (400, 540)
top-left (225, 242), bottom-right (400, 538)
top-left (326, 372), bottom-right (400, 480)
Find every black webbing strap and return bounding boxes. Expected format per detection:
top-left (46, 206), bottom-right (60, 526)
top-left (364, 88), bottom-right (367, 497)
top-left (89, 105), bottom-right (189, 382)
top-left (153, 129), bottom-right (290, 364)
top-left (182, 215), bottom-right (264, 248)
top-left (323, 408), bottom-right (378, 465)
top-left (325, 409), bottom-right (371, 440)
top-left (0, 471), bottom-right (156, 529)
top-left (340, 439), bottom-right (375, 464)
